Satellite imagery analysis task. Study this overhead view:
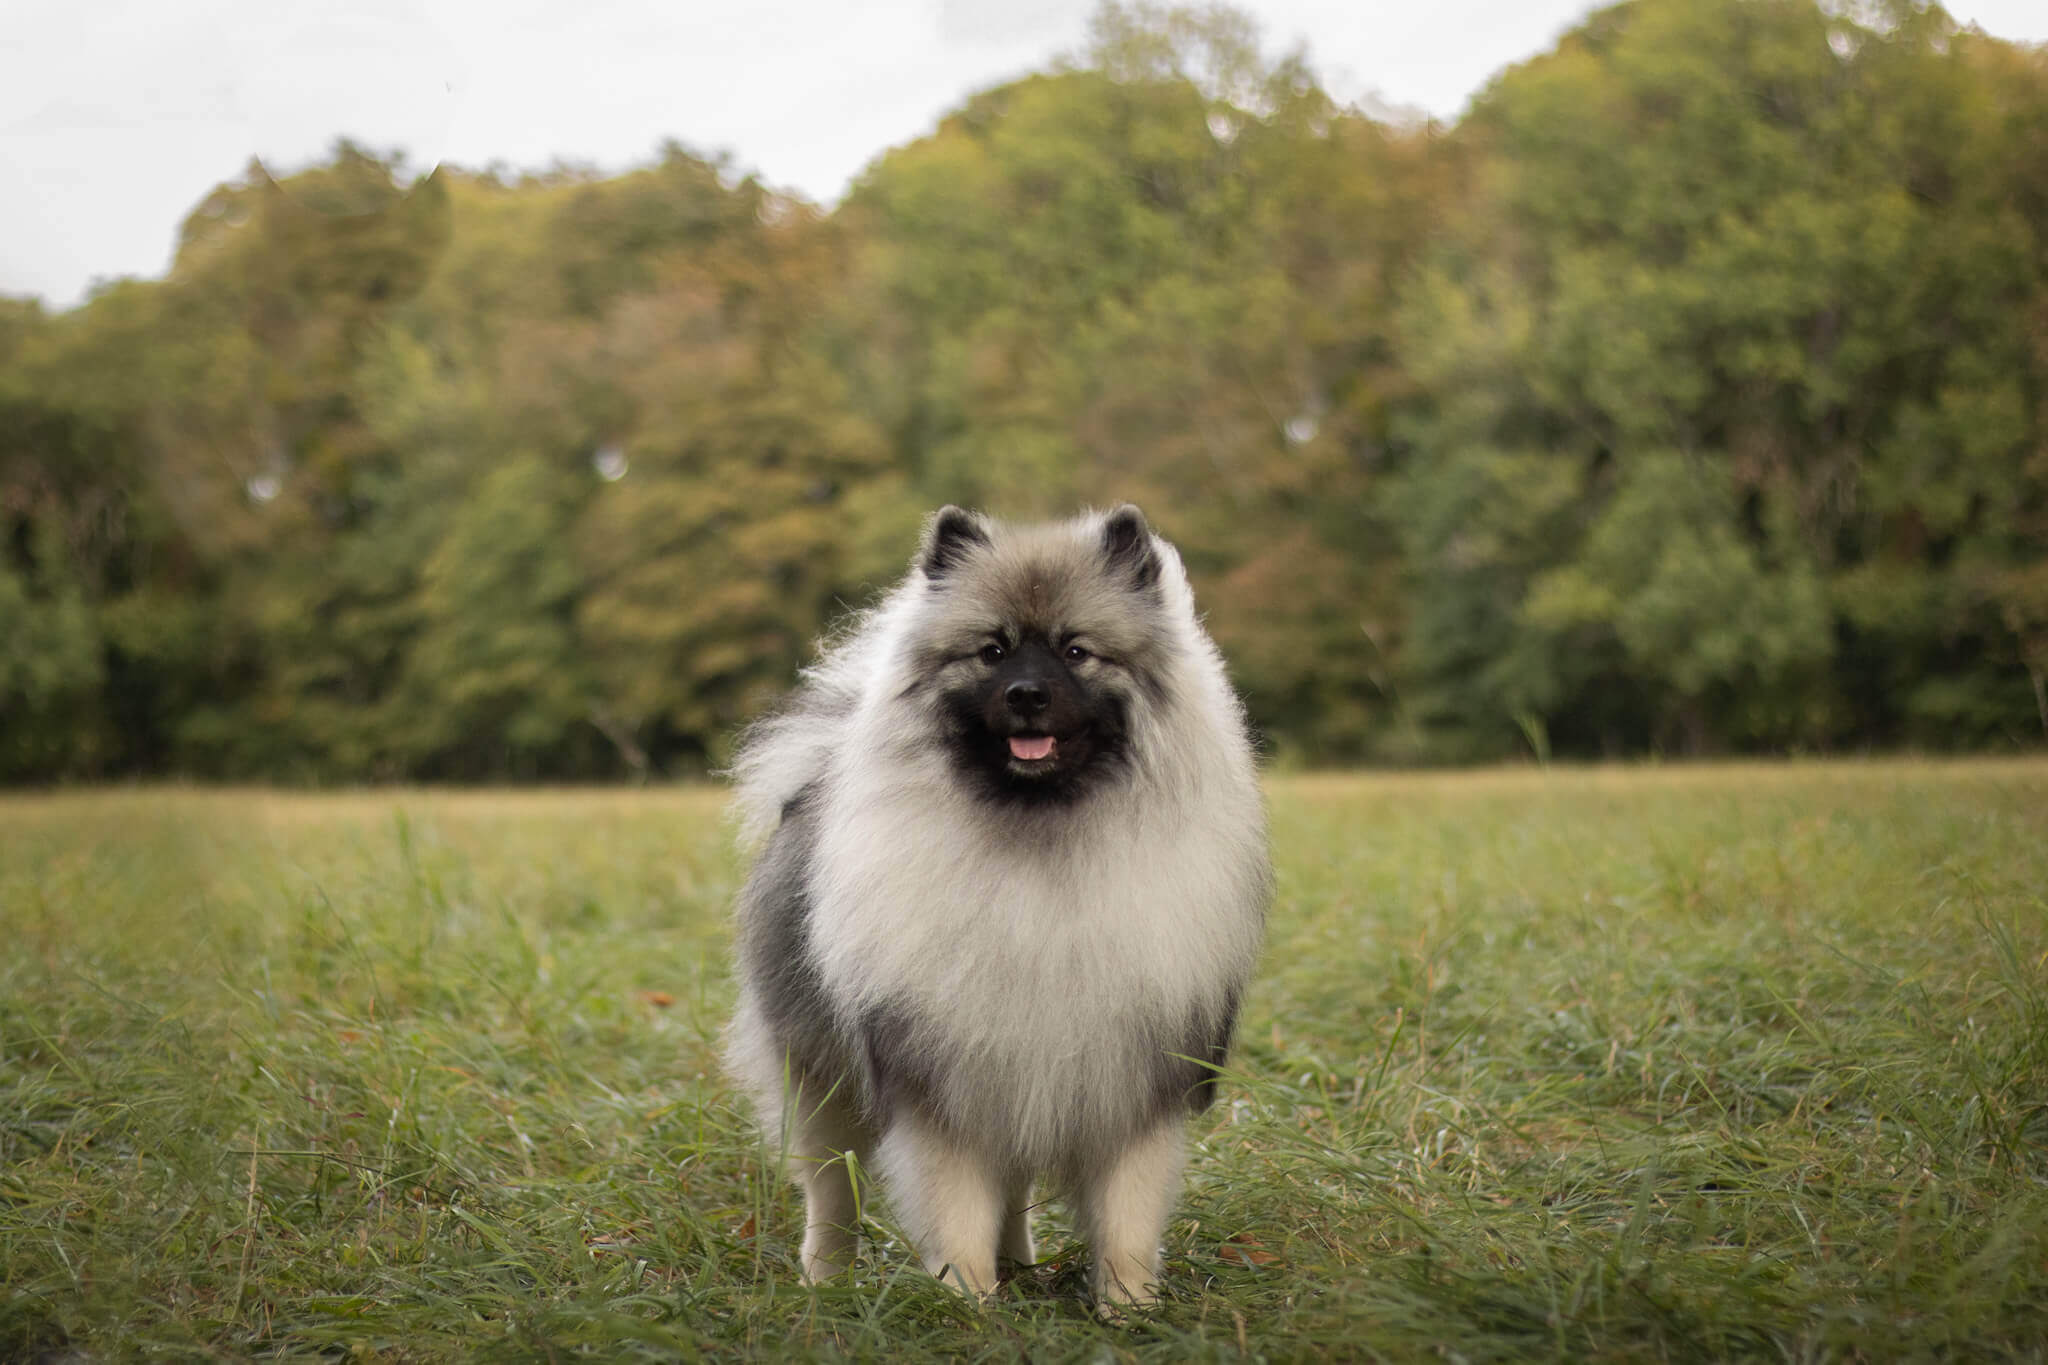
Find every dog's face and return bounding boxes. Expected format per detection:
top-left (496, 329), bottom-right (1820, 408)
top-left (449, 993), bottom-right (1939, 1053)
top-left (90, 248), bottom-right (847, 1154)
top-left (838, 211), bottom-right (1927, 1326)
top-left (906, 505), bottom-right (1179, 807)
top-left (941, 625), bottom-right (1126, 803)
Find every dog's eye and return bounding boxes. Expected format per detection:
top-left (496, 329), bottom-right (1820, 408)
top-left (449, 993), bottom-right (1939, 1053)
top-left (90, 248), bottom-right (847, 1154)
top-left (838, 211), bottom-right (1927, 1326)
top-left (979, 642), bottom-right (1006, 665)
top-left (1064, 643), bottom-right (1090, 663)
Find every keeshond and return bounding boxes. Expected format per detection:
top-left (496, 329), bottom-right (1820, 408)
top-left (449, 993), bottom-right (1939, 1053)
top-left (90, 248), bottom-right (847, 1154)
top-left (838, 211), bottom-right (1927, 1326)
top-left (724, 504), bottom-right (1268, 1309)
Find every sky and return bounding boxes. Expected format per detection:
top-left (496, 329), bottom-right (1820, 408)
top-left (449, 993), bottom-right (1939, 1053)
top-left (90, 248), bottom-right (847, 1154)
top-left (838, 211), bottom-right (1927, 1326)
top-left (4, 0), bottom-right (2045, 311)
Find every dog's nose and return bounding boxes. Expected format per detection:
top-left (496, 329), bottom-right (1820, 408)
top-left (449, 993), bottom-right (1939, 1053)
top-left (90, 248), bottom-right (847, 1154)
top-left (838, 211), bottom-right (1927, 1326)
top-left (1005, 680), bottom-right (1050, 716)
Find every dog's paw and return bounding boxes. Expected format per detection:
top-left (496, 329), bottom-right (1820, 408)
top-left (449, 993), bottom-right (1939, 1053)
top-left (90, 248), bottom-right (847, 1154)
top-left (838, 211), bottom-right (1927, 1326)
top-left (1092, 1293), bottom-right (1160, 1325)
top-left (1090, 1268), bottom-right (1161, 1323)
top-left (930, 1261), bottom-right (1001, 1304)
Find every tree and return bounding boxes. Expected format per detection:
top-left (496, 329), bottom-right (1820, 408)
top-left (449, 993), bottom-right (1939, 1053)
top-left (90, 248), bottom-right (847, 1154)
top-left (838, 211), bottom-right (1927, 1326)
top-left (396, 454), bottom-right (591, 777)
top-left (1386, 0), bottom-right (2048, 754)
top-left (3, 1), bottom-right (2042, 778)
top-left (1522, 453), bottom-right (1830, 751)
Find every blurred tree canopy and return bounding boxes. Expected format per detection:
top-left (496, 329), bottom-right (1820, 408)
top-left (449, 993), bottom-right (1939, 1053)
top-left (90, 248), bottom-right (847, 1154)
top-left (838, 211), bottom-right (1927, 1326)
top-left (2, 0), bottom-right (2044, 781)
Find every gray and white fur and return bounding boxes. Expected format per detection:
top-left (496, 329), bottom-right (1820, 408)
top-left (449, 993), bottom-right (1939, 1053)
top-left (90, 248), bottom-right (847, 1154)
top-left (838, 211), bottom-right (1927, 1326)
top-left (724, 504), bottom-right (1268, 1308)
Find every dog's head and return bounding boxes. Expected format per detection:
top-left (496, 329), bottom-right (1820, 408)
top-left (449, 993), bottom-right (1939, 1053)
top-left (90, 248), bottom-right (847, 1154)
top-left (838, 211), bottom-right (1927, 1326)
top-left (905, 504), bottom-right (1181, 807)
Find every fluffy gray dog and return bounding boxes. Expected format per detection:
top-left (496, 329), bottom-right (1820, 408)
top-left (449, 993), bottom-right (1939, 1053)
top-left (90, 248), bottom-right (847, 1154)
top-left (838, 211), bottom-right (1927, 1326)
top-left (725, 504), bottom-right (1268, 1309)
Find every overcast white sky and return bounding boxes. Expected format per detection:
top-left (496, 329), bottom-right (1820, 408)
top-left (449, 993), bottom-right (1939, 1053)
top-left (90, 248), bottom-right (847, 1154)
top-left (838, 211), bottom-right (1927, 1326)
top-left (4, 0), bottom-right (2044, 311)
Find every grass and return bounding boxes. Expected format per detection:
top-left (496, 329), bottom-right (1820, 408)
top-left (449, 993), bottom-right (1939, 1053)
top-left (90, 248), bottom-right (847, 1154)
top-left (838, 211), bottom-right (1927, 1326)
top-left (2, 761), bottom-right (2046, 1362)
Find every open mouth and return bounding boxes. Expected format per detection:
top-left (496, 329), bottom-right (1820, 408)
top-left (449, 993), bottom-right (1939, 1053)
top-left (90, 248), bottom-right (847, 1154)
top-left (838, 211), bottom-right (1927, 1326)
top-left (1007, 734), bottom-right (1057, 763)
top-left (984, 725), bottom-right (1107, 795)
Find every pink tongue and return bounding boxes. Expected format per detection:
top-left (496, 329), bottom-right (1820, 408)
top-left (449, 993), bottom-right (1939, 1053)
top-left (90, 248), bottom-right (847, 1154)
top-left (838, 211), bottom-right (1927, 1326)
top-left (1009, 735), bottom-right (1056, 761)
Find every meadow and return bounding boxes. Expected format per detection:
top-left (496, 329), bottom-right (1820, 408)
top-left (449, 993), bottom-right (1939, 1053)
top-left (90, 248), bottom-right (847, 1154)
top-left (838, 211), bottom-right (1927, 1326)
top-left (3, 762), bottom-right (2045, 1361)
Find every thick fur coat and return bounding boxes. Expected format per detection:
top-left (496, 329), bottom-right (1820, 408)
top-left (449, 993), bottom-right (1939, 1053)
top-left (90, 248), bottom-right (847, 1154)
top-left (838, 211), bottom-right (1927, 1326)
top-left (725, 504), bottom-right (1268, 1306)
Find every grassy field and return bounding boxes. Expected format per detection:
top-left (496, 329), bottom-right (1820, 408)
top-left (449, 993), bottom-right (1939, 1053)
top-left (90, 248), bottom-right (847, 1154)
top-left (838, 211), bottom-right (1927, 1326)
top-left (3, 763), bottom-right (2046, 1362)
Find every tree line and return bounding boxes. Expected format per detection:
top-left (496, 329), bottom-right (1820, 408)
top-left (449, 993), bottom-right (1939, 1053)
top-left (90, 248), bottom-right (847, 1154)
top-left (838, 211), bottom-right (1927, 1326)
top-left (2, 0), bottom-right (2045, 781)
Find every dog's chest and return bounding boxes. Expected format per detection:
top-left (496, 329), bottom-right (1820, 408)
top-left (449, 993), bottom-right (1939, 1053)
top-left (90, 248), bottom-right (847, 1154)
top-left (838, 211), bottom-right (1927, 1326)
top-left (806, 793), bottom-right (1247, 1049)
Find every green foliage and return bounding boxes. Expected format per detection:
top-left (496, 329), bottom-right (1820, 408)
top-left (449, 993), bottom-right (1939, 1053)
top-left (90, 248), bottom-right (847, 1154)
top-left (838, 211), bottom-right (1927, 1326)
top-left (401, 454), bottom-right (591, 775)
top-left (4, 767), bottom-right (2046, 1355)
top-left (1385, 0), bottom-right (2048, 757)
top-left (1523, 453), bottom-right (1832, 749)
top-left (0, 532), bottom-right (103, 774)
top-left (1, 0), bottom-right (2045, 778)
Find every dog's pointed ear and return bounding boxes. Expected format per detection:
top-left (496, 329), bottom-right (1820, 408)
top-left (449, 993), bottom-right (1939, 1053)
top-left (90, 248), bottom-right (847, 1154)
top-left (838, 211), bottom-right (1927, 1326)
top-left (1100, 503), bottom-right (1160, 590)
top-left (920, 505), bottom-right (991, 582)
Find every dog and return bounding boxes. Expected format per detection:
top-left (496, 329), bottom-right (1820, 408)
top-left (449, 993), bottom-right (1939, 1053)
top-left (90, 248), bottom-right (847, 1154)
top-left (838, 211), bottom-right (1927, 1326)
top-left (725, 504), bottom-right (1268, 1308)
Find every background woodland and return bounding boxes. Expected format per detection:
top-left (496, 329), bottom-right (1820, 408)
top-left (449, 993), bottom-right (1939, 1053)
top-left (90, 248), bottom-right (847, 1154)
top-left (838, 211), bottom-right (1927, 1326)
top-left (4, 0), bottom-right (2046, 780)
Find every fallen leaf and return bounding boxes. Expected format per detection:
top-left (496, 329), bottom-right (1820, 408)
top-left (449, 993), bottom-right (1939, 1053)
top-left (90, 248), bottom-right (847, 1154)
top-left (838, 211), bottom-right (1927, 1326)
top-left (1220, 1233), bottom-right (1280, 1267)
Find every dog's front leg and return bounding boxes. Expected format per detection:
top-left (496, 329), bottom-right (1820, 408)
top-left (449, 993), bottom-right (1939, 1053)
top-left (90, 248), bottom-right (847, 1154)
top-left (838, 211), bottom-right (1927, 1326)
top-left (1076, 1118), bottom-right (1186, 1311)
top-left (876, 1111), bottom-right (1005, 1298)
top-left (998, 1173), bottom-right (1036, 1269)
